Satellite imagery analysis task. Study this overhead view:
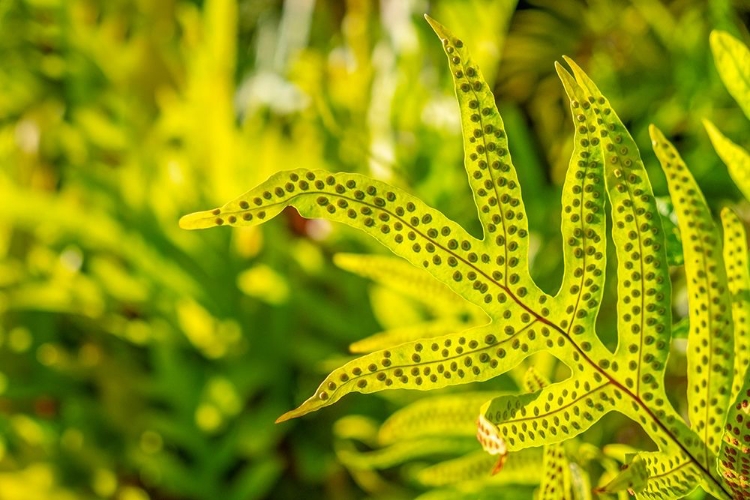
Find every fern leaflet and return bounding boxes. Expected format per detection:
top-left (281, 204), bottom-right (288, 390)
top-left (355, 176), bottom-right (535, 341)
top-left (180, 16), bottom-right (746, 499)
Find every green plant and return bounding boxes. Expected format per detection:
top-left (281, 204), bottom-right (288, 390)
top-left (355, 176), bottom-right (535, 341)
top-left (181, 16), bottom-right (749, 499)
top-left (331, 368), bottom-right (606, 499)
top-left (705, 30), bottom-right (750, 201)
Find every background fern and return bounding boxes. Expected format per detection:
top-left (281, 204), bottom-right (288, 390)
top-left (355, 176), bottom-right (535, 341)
top-left (2, 0), bottom-right (750, 498)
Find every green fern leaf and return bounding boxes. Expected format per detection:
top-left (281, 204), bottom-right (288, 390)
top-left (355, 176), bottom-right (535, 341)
top-left (704, 120), bottom-right (750, 201)
top-left (333, 414), bottom-right (478, 471)
top-left (599, 452), bottom-right (702, 498)
top-left (650, 126), bottom-right (734, 466)
top-left (333, 252), bottom-right (483, 353)
top-left (414, 487), bottom-right (528, 500)
top-left (378, 392), bottom-right (503, 445)
top-left (522, 366), bottom-right (550, 393)
top-left (716, 207), bottom-right (750, 499)
top-left (710, 31), bottom-right (750, 119)
top-left (479, 58), bottom-right (676, 456)
top-left (337, 436), bottom-right (478, 471)
top-left (482, 375), bottom-right (614, 450)
top-left (540, 445), bottom-right (573, 500)
top-left (415, 447), bottom-right (542, 488)
top-left (349, 319), bottom-right (480, 354)
top-left (333, 253), bottom-right (477, 317)
top-left (277, 323), bottom-right (534, 422)
top-left (180, 16), bottom-right (737, 499)
top-left (569, 462), bottom-right (593, 500)
top-left (721, 209), bottom-right (750, 401)
top-left (522, 368), bottom-right (583, 500)
top-left (718, 371), bottom-right (750, 499)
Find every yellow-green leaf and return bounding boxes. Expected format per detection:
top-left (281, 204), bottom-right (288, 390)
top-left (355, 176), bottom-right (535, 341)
top-left (721, 209), bottom-right (750, 401)
top-left (333, 253), bottom-right (475, 316)
top-left (415, 448), bottom-right (542, 488)
top-left (710, 30), bottom-right (750, 120)
top-left (651, 125), bottom-right (734, 468)
top-left (704, 120), bottom-right (750, 201)
top-left (180, 17), bottom-right (738, 499)
top-left (274, 324), bottom-right (526, 422)
top-left (379, 391), bottom-right (502, 445)
top-left (350, 319), bottom-right (480, 354)
top-left (717, 372), bottom-right (750, 499)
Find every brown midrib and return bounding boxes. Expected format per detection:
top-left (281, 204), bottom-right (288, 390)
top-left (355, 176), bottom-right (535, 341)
top-left (232, 188), bottom-right (731, 498)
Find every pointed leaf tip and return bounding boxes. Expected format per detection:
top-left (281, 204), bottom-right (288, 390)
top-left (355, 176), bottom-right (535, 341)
top-left (553, 60), bottom-right (567, 76)
top-left (179, 209), bottom-right (222, 230)
top-left (275, 396), bottom-right (325, 422)
top-left (275, 410), bottom-right (296, 424)
top-left (423, 14), bottom-right (450, 41)
top-left (561, 55), bottom-right (584, 75)
top-left (554, 61), bottom-right (576, 88)
top-left (709, 29), bottom-right (721, 45)
top-left (648, 124), bottom-right (664, 145)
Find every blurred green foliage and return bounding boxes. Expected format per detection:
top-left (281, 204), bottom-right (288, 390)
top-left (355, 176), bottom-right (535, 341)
top-left (0, 0), bottom-right (748, 498)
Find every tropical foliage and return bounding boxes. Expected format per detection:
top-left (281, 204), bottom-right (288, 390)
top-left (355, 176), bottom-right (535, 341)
top-left (3, 0), bottom-right (749, 498)
top-left (182, 15), bottom-right (750, 500)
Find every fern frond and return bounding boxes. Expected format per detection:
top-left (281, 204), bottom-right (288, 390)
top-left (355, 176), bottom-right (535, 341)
top-left (180, 16), bottom-right (738, 499)
top-left (650, 125), bottom-right (734, 467)
top-left (483, 375), bottom-right (613, 450)
top-left (424, 15), bottom-right (534, 282)
top-left (350, 319), bottom-right (479, 354)
top-left (553, 61), bottom-right (608, 358)
top-left (378, 392), bottom-right (502, 444)
top-left (540, 445), bottom-right (573, 500)
top-left (721, 209), bottom-right (750, 401)
top-left (599, 452), bottom-right (701, 498)
top-left (637, 452), bottom-right (701, 499)
top-left (277, 322), bottom-right (539, 422)
top-left (717, 372), bottom-right (750, 499)
top-left (710, 31), bottom-right (750, 119)
top-left (336, 436), bottom-right (478, 471)
top-left (333, 253), bottom-right (473, 315)
top-left (415, 448), bottom-right (542, 488)
top-left (704, 120), bottom-right (750, 201)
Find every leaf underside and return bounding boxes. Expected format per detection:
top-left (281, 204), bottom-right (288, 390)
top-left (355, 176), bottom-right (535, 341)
top-left (180, 15), bottom-right (746, 500)
top-left (717, 209), bottom-right (750, 500)
top-left (651, 126), bottom-right (734, 469)
top-left (718, 376), bottom-right (750, 499)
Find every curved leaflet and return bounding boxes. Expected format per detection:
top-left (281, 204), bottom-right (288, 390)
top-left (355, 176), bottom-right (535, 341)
top-left (180, 16), bottom-right (742, 499)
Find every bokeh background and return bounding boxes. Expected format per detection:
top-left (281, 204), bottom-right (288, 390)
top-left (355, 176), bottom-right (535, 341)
top-left (1, 0), bottom-right (749, 498)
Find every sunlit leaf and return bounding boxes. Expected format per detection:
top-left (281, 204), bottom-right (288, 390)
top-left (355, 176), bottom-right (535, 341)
top-left (704, 120), bottom-right (750, 201)
top-left (651, 125), bottom-right (734, 467)
top-left (710, 30), bottom-right (750, 120)
top-left (181, 16), bottom-right (743, 499)
top-left (379, 392), bottom-right (502, 444)
top-left (720, 209), bottom-right (750, 401)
